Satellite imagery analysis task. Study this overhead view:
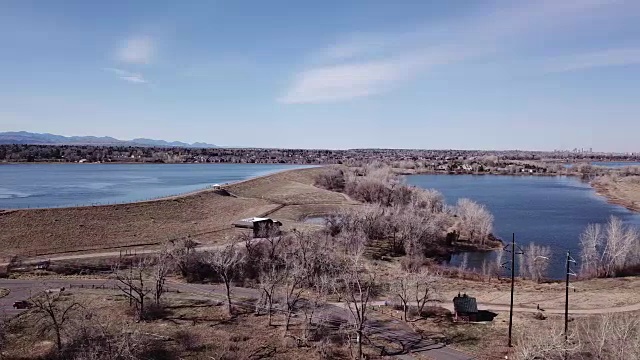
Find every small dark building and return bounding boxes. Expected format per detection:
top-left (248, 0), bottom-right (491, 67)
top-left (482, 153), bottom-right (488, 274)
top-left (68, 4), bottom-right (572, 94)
top-left (453, 293), bottom-right (478, 322)
top-left (233, 217), bottom-right (282, 238)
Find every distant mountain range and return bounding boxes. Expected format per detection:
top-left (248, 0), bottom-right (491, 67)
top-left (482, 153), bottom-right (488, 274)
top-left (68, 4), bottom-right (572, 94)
top-left (0, 131), bottom-right (217, 148)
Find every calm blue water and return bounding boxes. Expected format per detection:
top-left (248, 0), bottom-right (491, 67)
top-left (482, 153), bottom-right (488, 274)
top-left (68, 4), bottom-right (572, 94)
top-left (406, 175), bottom-right (640, 278)
top-left (0, 163), bottom-right (311, 209)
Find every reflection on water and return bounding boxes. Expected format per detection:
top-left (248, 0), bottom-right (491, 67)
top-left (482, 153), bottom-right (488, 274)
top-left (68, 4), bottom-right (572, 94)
top-left (406, 174), bottom-right (640, 279)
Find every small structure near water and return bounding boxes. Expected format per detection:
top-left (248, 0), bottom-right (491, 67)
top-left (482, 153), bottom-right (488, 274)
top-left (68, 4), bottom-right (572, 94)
top-left (453, 293), bottom-right (498, 323)
top-left (453, 293), bottom-right (478, 322)
top-left (233, 217), bottom-right (282, 238)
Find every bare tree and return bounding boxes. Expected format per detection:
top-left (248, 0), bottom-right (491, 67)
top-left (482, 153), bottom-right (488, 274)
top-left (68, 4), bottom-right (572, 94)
top-left (340, 254), bottom-right (376, 360)
top-left (579, 217), bottom-right (639, 278)
top-left (601, 216), bottom-right (638, 277)
top-left (170, 238), bottom-right (198, 278)
top-left (281, 253), bottom-right (306, 335)
top-left (493, 249), bottom-right (504, 280)
top-left (457, 253), bottom-right (469, 277)
top-left (205, 243), bottom-right (245, 316)
top-left (391, 273), bottom-right (412, 322)
top-left (514, 322), bottom-right (576, 360)
top-left (262, 226), bottom-right (285, 261)
top-left (413, 270), bottom-right (440, 317)
top-left (525, 243), bottom-right (552, 283)
top-left (578, 314), bottom-right (640, 360)
top-left (391, 269), bottom-right (439, 322)
top-left (302, 274), bottom-right (334, 341)
top-left (259, 263), bottom-right (284, 326)
top-left (517, 251), bottom-right (526, 278)
top-left (30, 291), bottom-right (82, 351)
top-left (153, 248), bottom-right (172, 306)
top-left (115, 259), bottom-right (152, 321)
top-left (455, 198), bottom-right (494, 244)
top-left (580, 223), bottom-right (603, 278)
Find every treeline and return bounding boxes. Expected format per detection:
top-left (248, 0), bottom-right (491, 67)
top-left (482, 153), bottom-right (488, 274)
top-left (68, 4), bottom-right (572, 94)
top-left (1, 144), bottom-right (638, 165)
top-left (315, 165), bottom-right (498, 263)
top-left (2, 218), bottom-right (444, 359)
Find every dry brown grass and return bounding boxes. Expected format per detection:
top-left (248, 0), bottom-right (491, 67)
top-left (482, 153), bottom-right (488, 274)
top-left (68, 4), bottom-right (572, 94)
top-left (227, 167), bottom-right (357, 205)
top-left (375, 259), bottom-right (640, 312)
top-left (0, 167), bottom-right (359, 257)
top-left (0, 192), bottom-right (274, 256)
top-left (437, 276), bottom-right (640, 310)
top-left (2, 289), bottom-right (356, 360)
top-left (592, 175), bottom-right (640, 212)
top-left (269, 204), bottom-right (361, 221)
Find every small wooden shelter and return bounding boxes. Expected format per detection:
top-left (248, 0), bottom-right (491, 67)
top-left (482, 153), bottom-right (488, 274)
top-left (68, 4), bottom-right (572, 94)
top-left (233, 217), bottom-right (282, 238)
top-left (453, 293), bottom-right (478, 322)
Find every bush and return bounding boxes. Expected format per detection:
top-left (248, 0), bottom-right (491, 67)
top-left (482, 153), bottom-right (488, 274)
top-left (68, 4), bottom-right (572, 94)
top-left (315, 168), bottom-right (346, 192)
top-left (174, 329), bottom-right (199, 351)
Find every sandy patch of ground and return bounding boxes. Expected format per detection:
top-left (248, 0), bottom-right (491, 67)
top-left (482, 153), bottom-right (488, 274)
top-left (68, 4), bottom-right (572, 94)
top-left (592, 175), bottom-right (640, 212)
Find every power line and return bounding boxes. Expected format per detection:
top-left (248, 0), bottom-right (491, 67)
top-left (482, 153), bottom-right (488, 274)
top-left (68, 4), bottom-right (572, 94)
top-left (502, 233), bottom-right (524, 348)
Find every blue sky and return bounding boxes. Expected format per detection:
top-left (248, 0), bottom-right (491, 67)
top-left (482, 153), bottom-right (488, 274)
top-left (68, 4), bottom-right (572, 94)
top-left (1, 0), bottom-right (639, 151)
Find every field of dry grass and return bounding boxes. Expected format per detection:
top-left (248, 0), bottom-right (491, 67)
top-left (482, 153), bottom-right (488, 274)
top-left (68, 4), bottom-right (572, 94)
top-left (372, 259), bottom-right (640, 312)
top-left (592, 175), bottom-right (640, 212)
top-left (0, 167), bottom-right (360, 257)
top-left (2, 289), bottom-right (353, 360)
top-left (226, 166), bottom-right (357, 205)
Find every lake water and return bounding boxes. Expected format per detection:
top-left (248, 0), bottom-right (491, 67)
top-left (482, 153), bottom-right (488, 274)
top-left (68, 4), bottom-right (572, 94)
top-left (406, 175), bottom-right (640, 279)
top-left (0, 163), bottom-right (312, 209)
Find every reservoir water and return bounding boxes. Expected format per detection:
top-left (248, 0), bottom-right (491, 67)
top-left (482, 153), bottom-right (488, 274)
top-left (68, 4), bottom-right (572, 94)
top-left (406, 175), bottom-right (640, 278)
top-left (0, 163), bottom-right (312, 209)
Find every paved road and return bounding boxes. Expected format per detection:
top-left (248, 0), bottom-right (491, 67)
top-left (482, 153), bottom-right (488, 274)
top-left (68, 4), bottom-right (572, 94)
top-left (0, 278), bottom-right (472, 360)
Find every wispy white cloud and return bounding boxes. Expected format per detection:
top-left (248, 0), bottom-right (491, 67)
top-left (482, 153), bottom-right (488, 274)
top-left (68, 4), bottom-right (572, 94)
top-left (116, 35), bottom-right (155, 64)
top-left (545, 48), bottom-right (640, 73)
top-left (103, 67), bottom-right (148, 84)
top-left (280, 0), bottom-right (628, 104)
top-left (280, 47), bottom-right (472, 104)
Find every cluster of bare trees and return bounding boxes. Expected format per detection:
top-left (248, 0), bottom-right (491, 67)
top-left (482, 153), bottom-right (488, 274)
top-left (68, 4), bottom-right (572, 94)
top-left (579, 216), bottom-right (640, 278)
top-left (316, 166), bottom-right (497, 264)
top-left (453, 198), bottom-right (494, 245)
top-left (113, 249), bottom-right (172, 322)
top-left (515, 314), bottom-right (640, 360)
top-left (316, 165), bottom-right (445, 210)
top-left (390, 270), bottom-right (441, 322)
top-left (516, 243), bottom-right (552, 283)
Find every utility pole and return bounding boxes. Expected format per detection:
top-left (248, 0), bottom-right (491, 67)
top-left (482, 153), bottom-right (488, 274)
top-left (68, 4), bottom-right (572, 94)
top-left (502, 233), bottom-right (523, 348)
top-left (509, 233), bottom-right (515, 348)
top-left (564, 251), bottom-right (576, 359)
top-left (564, 251), bottom-right (570, 342)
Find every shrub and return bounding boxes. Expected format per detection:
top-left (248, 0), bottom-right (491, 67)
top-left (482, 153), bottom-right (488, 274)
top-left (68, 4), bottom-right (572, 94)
top-left (314, 167), bottom-right (346, 192)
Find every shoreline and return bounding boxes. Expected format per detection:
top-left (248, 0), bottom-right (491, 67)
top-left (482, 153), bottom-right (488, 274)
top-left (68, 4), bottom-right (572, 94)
top-left (591, 179), bottom-right (640, 213)
top-left (0, 164), bottom-right (316, 211)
